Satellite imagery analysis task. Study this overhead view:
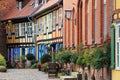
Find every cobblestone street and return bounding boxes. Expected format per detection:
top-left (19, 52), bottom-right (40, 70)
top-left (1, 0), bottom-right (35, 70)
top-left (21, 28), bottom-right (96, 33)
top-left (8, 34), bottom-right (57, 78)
top-left (0, 69), bottom-right (59, 80)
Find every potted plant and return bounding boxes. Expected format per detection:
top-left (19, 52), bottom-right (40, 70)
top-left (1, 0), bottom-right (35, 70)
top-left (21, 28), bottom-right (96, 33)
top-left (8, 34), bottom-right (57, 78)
top-left (0, 54), bottom-right (7, 72)
top-left (26, 53), bottom-right (35, 68)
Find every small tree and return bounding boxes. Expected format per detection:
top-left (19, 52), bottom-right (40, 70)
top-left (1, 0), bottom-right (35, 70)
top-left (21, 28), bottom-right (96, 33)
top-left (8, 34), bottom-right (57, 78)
top-left (40, 54), bottom-right (51, 64)
top-left (0, 54), bottom-right (7, 67)
top-left (26, 53), bottom-right (35, 61)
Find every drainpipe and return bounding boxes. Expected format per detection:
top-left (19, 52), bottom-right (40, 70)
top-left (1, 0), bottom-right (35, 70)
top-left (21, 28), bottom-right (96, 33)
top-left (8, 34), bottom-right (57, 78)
top-left (27, 16), bottom-right (37, 60)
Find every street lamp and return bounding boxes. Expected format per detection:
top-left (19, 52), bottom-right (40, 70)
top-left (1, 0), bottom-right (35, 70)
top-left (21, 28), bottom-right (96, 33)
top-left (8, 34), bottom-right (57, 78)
top-left (65, 9), bottom-right (72, 20)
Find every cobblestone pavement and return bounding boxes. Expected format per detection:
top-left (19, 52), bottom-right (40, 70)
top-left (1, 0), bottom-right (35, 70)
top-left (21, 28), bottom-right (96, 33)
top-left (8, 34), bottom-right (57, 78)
top-left (0, 69), bottom-right (59, 80)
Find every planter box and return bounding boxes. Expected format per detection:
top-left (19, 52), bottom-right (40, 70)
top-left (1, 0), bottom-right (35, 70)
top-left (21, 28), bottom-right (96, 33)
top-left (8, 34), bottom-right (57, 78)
top-left (0, 66), bottom-right (7, 72)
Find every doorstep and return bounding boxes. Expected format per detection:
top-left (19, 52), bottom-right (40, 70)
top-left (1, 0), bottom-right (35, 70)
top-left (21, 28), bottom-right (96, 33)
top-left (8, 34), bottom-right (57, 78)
top-left (60, 76), bottom-right (77, 80)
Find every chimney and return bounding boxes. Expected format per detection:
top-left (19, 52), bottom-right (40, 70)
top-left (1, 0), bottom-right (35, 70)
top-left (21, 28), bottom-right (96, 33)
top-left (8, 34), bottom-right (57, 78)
top-left (34, 0), bottom-right (39, 7)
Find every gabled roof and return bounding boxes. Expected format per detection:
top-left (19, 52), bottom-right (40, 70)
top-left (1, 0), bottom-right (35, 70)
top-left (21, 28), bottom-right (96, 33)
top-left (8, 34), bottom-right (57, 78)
top-left (1, 0), bottom-right (42, 21)
top-left (33, 0), bottom-right (62, 17)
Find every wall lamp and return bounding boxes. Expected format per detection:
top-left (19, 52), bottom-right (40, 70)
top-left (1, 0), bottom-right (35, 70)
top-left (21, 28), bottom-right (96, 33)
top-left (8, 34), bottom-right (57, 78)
top-left (65, 9), bottom-right (72, 20)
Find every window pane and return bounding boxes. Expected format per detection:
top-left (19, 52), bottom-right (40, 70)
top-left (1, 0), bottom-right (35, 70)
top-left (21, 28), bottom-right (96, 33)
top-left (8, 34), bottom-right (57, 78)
top-left (58, 8), bottom-right (62, 28)
top-left (15, 24), bottom-right (19, 38)
top-left (27, 22), bottom-right (32, 36)
top-left (52, 11), bottom-right (56, 30)
top-left (21, 23), bottom-right (25, 36)
top-left (117, 42), bottom-right (119, 67)
top-left (119, 27), bottom-right (120, 38)
top-left (104, 4), bottom-right (107, 39)
top-left (44, 16), bottom-right (47, 33)
top-left (8, 26), bottom-right (12, 38)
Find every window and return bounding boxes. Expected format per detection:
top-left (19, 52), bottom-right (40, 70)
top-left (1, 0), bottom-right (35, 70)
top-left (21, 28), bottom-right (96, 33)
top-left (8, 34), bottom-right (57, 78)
top-left (34, 0), bottom-right (39, 7)
top-left (18, 1), bottom-right (22, 11)
top-left (8, 26), bottom-right (12, 38)
top-left (42, 0), bottom-right (46, 5)
top-left (27, 22), bottom-right (32, 37)
top-left (94, 0), bottom-right (97, 43)
top-left (103, 0), bottom-right (107, 40)
top-left (48, 13), bottom-right (52, 32)
top-left (34, 23), bottom-right (38, 34)
top-left (39, 17), bottom-right (43, 34)
top-left (116, 24), bottom-right (120, 70)
top-left (52, 11), bottom-right (56, 30)
top-left (87, 1), bottom-right (90, 42)
top-left (14, 24), bottom-right (19, 38)
top-left (21, 23), bottom-right (25, 36)
top-left (44, 16), bottom-right (47, 34)
top-left (58, 8), bottom-right (63, 29)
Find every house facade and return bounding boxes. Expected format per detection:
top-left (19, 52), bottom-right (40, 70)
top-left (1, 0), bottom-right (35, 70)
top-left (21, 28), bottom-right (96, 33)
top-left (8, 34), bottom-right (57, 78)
top-left (0, 0), bottom-right (44, 65)
top-left (34, 0), bottom-right (63, 61)
top-left (111, 0), bottom-right (120, 80)
top-left (75, 0), bottom-right (112, 80)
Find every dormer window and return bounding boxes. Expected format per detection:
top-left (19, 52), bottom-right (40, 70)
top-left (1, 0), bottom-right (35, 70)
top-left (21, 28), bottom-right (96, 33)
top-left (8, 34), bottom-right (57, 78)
top-left (42, 0), bottom-right (46, 5)
top-left (34, 0), bottom-right (39, 7)
top-left (18, 1), bottom-right (22, 11)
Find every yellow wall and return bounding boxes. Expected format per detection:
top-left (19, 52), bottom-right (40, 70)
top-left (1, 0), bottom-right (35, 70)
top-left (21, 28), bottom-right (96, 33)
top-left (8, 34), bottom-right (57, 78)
top-left (116, 0), bottom-right (120, 9)
top-left (112, 70), bottom-right (120, 80)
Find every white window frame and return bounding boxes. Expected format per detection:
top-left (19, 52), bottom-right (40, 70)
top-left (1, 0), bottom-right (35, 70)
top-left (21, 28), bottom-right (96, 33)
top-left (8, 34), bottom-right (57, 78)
top-left (58, 8), bottom-right (63, 29)
top-left (8, 26), bottom-right (12, 38)
top-left (21, 23), bottom-right (25, 37)
top-left (52, 11), bottom-right (56, 30)
top-left (27, 22), bottom-right (32, 37)
top-left (116, 23), bottom-right (120, 70)
top-left (14, 24), bottom-right (19, 38)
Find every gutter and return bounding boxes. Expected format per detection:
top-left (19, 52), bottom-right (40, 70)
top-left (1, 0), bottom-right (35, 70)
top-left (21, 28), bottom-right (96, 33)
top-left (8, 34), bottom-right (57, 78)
top-left (34, 0), bottom-right (63, 17)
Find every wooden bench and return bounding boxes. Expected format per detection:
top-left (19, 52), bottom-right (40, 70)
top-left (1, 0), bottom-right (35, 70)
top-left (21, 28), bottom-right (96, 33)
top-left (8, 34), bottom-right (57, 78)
top-left (48, 62), bottom-right (59, 78)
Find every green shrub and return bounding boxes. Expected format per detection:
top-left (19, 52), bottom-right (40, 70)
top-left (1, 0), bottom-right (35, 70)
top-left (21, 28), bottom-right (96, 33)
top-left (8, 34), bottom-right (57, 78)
top-left (31, 60), bottom-right (38, 65)
top-left (76, 55), bottom-right (85, 68)
top-left (70, 53), bottom-right (78, 64)
top-left (83, 49), bottom-right (93, 66)
top-left (43, 63), bottom-right (48, 73)
top-left (0, 54), bottom-right (7, 67)
top-left (55, 51), bottom-right (63, 62)
top-left (91, 47), bottom-right (108, 70)
top-left (26, 53), bottom-right (35, 60)
top-left (31, 63), bottom-right (37, 69)
top-left (40, 54), bottom-right (51, 64)
top-left (60, 50), bottom-right (72, 64)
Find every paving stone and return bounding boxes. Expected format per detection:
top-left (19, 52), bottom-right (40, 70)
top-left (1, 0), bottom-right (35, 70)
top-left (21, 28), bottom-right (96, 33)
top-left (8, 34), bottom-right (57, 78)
top-left (0, 69), bottom-right (59, 80)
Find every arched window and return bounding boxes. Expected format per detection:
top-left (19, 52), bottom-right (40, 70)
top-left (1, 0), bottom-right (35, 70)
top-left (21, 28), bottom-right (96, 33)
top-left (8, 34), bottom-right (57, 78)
top-left (103, 0), bottom-right (107, 40)
top-left (94, 0), bottom-right (97, 43)
top-left (87, 0), bottom-right (90, 44)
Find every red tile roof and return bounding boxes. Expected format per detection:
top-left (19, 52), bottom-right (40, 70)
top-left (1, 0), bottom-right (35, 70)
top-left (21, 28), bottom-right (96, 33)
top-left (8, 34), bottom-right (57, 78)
top-left (1, 0), bottom-right (41, 21)
top-left (35, 0), bottom-right (60, 15)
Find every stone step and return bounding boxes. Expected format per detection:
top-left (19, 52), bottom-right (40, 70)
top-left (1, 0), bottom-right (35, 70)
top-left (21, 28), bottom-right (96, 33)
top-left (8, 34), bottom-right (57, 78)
top-left (60, 76), bottom-right (77, 80)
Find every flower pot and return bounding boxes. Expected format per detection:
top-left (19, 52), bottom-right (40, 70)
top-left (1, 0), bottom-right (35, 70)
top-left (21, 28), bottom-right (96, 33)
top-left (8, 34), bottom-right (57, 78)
top-left (77, 73), bottom-right (82, 80)
top-left (26, 60), bottom-right (31, 68)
